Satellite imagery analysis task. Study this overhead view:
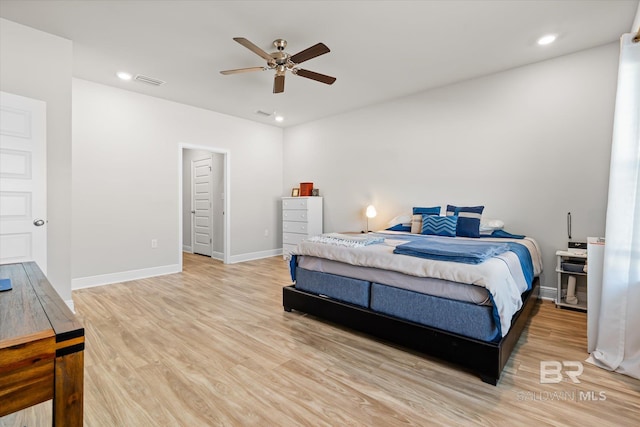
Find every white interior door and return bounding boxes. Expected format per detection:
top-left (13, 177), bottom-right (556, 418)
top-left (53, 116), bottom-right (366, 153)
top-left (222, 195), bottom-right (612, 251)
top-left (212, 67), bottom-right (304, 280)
top-left (0, 91), bottom-right (47, 272)
top-left (192, 156), bottom-right (212, 256)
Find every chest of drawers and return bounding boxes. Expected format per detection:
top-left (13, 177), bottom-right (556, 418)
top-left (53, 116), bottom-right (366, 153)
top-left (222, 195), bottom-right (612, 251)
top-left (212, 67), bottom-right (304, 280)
top-left (282, 197), bottom-right (323, 259)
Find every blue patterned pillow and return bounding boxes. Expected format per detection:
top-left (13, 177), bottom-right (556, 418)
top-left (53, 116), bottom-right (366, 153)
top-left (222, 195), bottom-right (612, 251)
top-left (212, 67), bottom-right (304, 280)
top-left (421, 215), bottom-right (457, 237)
top-left (446, 205), bottom-right (484, 238)
top-left (411, 207), bottom-right (441, 233)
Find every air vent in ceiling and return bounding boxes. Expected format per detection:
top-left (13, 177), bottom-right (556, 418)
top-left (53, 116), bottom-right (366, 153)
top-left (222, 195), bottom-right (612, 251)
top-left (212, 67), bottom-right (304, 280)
top-left (134, 74), bottom-right (165, 86)
top-left (255, 110), bottom-right (272, 117)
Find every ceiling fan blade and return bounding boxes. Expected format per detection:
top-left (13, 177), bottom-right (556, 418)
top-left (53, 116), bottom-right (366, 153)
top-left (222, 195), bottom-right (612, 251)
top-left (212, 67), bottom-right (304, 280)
top-left (273, 74), bottom-right (285, 93)
top-left (294, 69), bottom-right (336, 85)
top-left (289, 43), bottom-right (330, 64)
top-left (220, 66), bottom-right (265, 75)
top-left (233, 37), bottom-right (273, 62)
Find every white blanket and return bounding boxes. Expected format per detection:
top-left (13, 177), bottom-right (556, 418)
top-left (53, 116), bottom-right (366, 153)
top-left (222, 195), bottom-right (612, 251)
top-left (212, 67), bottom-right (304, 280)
top-left (293, 233), bottom-right (543, 336)
top-left (307, 233), bottom-right (384, 247)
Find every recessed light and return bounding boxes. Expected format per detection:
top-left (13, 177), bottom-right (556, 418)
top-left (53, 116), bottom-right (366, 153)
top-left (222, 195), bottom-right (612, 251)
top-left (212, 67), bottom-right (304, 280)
top-left (275, 115), bottom-right (284, 122)
top-left (116, 71), bottom-right (132, 81)
top-left (537, 34), bottom-right (557, 46)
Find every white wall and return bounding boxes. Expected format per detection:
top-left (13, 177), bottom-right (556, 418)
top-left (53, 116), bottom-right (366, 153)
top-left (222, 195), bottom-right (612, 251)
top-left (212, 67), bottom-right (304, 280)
top-left (182, 149), bottom-right (224, 256)
top-left (72, 79), bottom-right (283, 285)
top-left (283, 43), bottom-right (619, 288)
top-left (0, 19), bottom-right (73, 302)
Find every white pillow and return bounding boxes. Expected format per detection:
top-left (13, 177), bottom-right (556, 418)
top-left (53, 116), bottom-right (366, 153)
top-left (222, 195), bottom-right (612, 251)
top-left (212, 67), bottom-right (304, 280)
top-left (480, 219), bottom-right (504, 232)
top-left (387, 214), bottom-right (412, 227)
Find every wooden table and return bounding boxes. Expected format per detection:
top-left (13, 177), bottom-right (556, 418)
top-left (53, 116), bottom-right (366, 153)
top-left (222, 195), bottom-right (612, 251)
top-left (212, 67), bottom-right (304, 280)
top-left (0, 262), bottom-right (84, 426)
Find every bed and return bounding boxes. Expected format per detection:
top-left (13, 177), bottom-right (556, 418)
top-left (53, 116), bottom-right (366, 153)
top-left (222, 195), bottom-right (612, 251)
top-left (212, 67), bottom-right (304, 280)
top-left (282, 229), bottom-right (543, 385)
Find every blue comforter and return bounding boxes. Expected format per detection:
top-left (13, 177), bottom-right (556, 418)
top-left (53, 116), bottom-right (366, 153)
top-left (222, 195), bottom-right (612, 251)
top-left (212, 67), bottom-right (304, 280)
top-left (393, 236), bottom-right (534, 288)
top-left (394, 239), bottom-right (509, 264)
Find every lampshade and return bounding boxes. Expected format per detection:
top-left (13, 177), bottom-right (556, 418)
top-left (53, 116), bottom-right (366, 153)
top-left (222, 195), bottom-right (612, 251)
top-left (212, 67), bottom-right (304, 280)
top-left (366, 205), bottom-right (377, 219)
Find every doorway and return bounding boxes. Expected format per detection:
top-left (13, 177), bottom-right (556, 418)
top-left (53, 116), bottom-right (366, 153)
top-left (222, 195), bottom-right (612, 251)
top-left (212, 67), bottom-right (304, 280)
top-left (179, 145), bottom-right (229, 267)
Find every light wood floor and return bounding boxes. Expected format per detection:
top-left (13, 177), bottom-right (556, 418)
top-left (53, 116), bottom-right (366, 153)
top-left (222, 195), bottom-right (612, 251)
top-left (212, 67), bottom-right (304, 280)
top-left (2, 253), bottom-right (639, 426)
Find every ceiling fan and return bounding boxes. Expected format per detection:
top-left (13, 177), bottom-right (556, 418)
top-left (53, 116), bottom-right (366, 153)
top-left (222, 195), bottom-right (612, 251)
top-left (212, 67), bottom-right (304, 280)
top-left (220, 37), bottom-right (336, 94)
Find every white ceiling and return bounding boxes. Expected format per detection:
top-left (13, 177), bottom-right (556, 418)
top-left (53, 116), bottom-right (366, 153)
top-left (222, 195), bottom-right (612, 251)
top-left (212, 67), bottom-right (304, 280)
top-left (1, 1), bottom-right (637, 127)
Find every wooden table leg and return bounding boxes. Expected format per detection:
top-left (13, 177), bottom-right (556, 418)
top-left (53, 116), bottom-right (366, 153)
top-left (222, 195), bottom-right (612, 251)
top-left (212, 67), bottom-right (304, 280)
top-left (53, 350), bottom-right (84, 427)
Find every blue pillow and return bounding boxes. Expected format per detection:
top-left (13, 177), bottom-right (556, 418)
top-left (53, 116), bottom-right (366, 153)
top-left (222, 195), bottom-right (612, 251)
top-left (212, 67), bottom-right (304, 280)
top-left (421, 215), bottom-right (457, 237)
top-left (413, 206), bottom-right (441, 216)
top-left (446, 205), bottom-right (484, 238)
top-left (411, 207), bottom-right (441, 233)
top-left (386, 224), bottom-right (412, 232)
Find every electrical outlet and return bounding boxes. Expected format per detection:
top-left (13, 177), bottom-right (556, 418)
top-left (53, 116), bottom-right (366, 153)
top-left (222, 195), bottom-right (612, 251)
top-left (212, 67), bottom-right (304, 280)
top-left (151, 239), bottom-right (158, 248)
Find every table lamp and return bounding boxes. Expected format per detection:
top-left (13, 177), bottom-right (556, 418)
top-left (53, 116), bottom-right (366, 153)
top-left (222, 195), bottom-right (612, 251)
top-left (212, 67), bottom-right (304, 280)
top-left (365, 204), bottom-right (377, 233)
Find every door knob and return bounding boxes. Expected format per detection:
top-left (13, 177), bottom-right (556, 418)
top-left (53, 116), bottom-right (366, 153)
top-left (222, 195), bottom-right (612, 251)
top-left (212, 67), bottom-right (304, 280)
top-left (191, 210), bottom-right (196, 214)
top-left (33, 219), bottom-right (45, 226)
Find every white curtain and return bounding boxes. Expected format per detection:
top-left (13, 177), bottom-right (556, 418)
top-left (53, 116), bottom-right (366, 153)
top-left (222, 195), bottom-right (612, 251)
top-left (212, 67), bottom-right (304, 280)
top-left (589, 33), bottom-right (640, 380)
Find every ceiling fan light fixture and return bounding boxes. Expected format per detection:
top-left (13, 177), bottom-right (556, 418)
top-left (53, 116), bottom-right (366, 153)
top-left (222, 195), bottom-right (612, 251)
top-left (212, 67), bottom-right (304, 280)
top-left (537, 34), bottom-right (557, 46)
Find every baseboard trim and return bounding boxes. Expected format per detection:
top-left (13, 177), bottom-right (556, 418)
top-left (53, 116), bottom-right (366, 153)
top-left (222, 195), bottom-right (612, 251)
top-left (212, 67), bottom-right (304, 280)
top-left (72, 249), bottom-right (281, 289)
top-left (183, 245), bottom-right (193, 253)
top-left (539, 286), bottom-right (556, 301)
top-left (229, 248), bottom-right (283, 264)
top-left (72, 264), bottom-right (181, 290)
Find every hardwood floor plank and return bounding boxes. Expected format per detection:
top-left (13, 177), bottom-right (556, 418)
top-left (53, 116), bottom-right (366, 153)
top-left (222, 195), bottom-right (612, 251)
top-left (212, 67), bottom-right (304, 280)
top-left (2, 253), bottom-right (638, 426)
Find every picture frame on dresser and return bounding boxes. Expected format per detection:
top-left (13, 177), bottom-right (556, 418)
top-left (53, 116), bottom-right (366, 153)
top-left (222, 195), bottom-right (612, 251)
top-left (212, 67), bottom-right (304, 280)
top-left (291, 188), bottom-right (299, 197)
top-left (311, 188), bottom-right (320, 196)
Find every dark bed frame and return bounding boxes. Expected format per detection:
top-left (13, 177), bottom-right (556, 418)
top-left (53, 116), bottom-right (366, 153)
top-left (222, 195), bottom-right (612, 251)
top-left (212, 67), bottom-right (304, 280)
top-left (283, 277), bottom-right (539, 385)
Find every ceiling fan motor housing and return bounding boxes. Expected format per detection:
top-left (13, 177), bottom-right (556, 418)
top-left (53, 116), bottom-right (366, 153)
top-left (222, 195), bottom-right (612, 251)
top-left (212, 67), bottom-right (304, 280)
top-left (270, 51), bottom-right (290, 66)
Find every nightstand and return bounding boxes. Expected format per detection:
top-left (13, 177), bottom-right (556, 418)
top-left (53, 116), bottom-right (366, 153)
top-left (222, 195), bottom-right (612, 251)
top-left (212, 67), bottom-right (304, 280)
top-left (555, 250), bottom-right (587, 311)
